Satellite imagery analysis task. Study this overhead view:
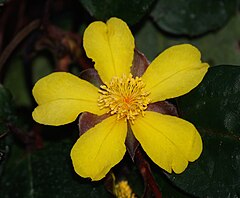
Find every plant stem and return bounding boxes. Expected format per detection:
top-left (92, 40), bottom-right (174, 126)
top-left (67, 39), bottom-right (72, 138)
top-left (135, 148), bottom-right (162, 198)
top-left (0, 19), bottom-right (40, 80)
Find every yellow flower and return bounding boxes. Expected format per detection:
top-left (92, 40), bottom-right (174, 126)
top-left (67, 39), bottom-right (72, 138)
top-left (32, 17), bottom-right (209, 181)
top-left (114, 180), bottom-right (136, 198)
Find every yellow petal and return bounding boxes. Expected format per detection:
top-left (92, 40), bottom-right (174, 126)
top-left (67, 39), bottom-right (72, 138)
top-left (32, 72), bottom-right (105, 125)
top-left (71, 116), bottom-right (127, 181)
top-left (83, 17), bottom-right (135, 83)
top-left (32, 99), bottom-right (102, 126)
top-left (142, 44), bottom-right (209, 102)
top-left (131, 111), bottom-right (202, 174)
top-left (33, 72), bottom-right (99, 104)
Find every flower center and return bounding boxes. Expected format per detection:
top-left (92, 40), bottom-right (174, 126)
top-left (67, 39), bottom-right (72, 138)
top-left (98, 74), bottom-right (150, 123)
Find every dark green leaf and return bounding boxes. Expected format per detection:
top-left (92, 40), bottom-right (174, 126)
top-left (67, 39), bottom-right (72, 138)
top-left (154, 170), bottom-right (193, 198)
top-left (79, 0), bottom-right (155, 25)
top-left (0, 140), bottom-right (111, 197)
top-left (3, 56), bottom-right (32, 107)
top-left (113, 155), bottom-right (191, 197)
top-left (166, 65), bottom-right (240, 197)
top-left (0, 85), bottom-right (13, 119)
top-left (0, 85), bottom-right (16, 134)
top-left (126, 155), bottom-right (192, 198)
top-left (151, 0), bottom-right (237, 36)
top-left (32, 55), bottom-right (52, 84)
top-left (135, 13), bottom-right (240, 65)
top-left (0, 140), bottom-right (9, 177)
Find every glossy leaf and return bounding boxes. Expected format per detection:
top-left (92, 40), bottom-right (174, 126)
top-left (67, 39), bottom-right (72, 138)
top-left (117, 156), bottom-right (191, 197)
top-left (151, 0), bottom-right (237, 36)
top-left (135, 13), bottom-right (240, 66)
top-left (153, 169), bottom-right (192, 198)
top-left (0, 140), bottom-right (110, 197)
top-left (79, 0), bottom-right (155, 25)
top-left (165, 65), bottom-right (240, 197)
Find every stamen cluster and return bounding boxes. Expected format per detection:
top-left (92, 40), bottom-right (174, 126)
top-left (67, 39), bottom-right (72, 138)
top-left (98, 74), bottom-right (150, 123)
top-left (114, 180), bottom-right (136, 198)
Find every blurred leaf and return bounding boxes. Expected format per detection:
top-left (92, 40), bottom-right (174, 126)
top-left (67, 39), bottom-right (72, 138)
top-left (135, 20), bottom-right (166, 61)
top-left (32, 55), bottom-right (52, 84)
top-left (79, 0), bottom-right (155, 25)
top-left (0, 85), bottom-right (29, 177)
top-left (0, 138), bottom-right (9, 177)
top-left (0, 139), bottom-right (111, 197)
top-left (3, 55), bottom-right (32, 107)
top-left (0, 85), bottom-right (16, 133)
top-left (165, 66), bottom-right (240, 197)
top-left (192, 13), bottom-right (240, 67)
top-left (0, 0), bottom-right (6, 12)
top-left (0, 85), bottom-right (13, 119)
top-left (151, 0), bottom-right (237, 36)
top-left (135, 13), bottom-right (240, 66)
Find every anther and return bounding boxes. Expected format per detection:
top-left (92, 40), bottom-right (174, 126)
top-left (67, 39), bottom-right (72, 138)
top-left (98, 74), bottom-right (150, 124)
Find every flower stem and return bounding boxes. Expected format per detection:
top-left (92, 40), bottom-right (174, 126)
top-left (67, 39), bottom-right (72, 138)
top-left (134, 148), bottom-right (162, 198)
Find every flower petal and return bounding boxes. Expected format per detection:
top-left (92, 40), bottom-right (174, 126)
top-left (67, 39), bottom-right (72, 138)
top-left (131, 111), bottom-right (202, 174)
top-left (33, 72), bottom-right (99, 104)
top-left (83, 17), bottom-right (135, 83)
top-left (71, 115), bottom-right (127, 181)
top-left (32, 72), bottom-right (105, 125)
top-left (142, 44), bottom-right (209, 102)
top-left (32, 99), bottom-right (102, 126)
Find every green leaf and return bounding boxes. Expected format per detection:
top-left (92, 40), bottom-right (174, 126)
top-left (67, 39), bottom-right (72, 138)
top-left (112, 156), bottom-right (191, 197)
top-left (135, 13), bottom-right (240, 66)
top-left (154, 171), bottom-right (192, 198)
top-left (0, 140), bottom-right (111, 197)
top-left (0, 85), bottom-right (14, 119)
top-left (79, 0), bottom-right (155, 25)
top-left (151, 0), bottom-right (237, 36)
top-left (32, 55), bottom-right (52, 84)
top-left (3, 55), bottom-right (32, 107)
top-left (0, 85), bottom-right (16, 134)
top-left (165, 66), bottom-right (240, 197)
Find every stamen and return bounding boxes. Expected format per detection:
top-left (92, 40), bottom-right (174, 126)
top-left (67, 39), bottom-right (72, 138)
top-left (114, 180), bottom-right (136, 198)
top-left (98, 74), bottom-right (150, 124)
